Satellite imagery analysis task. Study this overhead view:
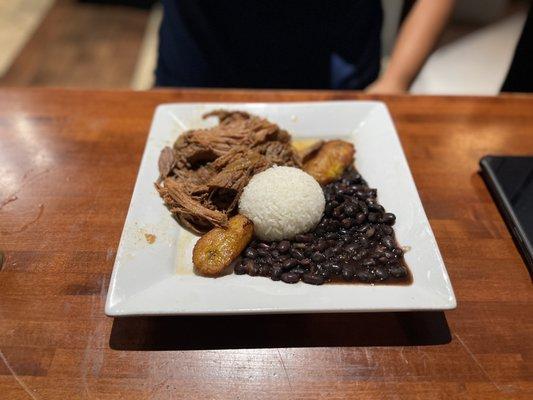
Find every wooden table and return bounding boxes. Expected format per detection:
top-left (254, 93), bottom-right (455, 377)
top-left (0, 88), bottom-right (532, 399)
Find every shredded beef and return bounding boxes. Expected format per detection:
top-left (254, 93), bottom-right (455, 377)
top-left (156, 110), bottom-right (300, 234)
top-left (157, 146), bottom-right (175, 183)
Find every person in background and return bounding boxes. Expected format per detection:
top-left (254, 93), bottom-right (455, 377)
top-left (156, 0), bottom-right (455, 93)
top-left (501, 4), bottom-right (533, 93)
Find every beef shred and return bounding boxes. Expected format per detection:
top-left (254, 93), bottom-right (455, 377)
top-left (156, 110), bottom-right (301, 234)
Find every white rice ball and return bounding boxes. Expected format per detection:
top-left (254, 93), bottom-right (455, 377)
top-left (239, 166), bottom-right (325, 241)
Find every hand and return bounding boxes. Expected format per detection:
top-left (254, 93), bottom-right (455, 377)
top-left (366, 78), bottom-right (408, 94)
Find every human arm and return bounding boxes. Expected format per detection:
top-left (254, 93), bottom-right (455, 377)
top-left (367, 0), bottom-right (456, 94)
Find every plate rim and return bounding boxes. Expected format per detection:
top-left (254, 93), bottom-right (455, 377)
top-left (105, 100), bottom-right (456, 316)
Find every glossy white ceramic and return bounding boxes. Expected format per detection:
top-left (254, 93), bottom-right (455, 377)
top-left (105, 102), bottom-right (456, 316)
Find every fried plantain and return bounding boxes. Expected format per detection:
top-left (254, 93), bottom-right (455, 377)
top-left (192, 214), bottom-right (253, 276)
top-left (303, 140), bottom-right (355, 185)
top-left (292, 139), bottom-right (324, 164)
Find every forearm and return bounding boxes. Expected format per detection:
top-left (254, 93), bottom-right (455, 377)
top-left (380, 0), bottom-right (455, 90)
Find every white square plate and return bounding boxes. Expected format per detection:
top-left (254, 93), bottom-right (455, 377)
top-left (105, 101), bottom-right (456, 316)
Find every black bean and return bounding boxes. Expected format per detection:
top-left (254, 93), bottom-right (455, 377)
top-left (374, 266), bottom-right (390, 280)
top-left (337, 187), bottom-right (351, 196)
top-left (368, 213), bottom-right (380, 223)
top-left (258, 242), bottom-right (270, 250)
top-left (382, 213), bottom-right (396, 225)
top-left (367, 201), bottom-right (384, 212)
top-left (325, 232), bottom-right (339, 240)
top-left (355, 270), bottom-right (373, 282)
top-left (326, 239), bottom-right (337, 248)
top-left (290, 249), bottom-right (304, 259)
top-left (315, 221), bottom-right (328, 235)
top-left (324, 203), bottom-right (334, 216)
top-left (341, 218), bottom-right (353, 229)
top-left (315, 239), bottom-right (328, 252)
top-left (299, 258), bottom-right (312, 267)
top-left (362, 259), bottom-right (376, 267)
top-left (355, 213), bottom-right (366, 224)
top-left (319, 269), bottom-right (330, 280)
top-left (335, 253), bottom-right (349, 263)
top-left (327, 220), bottom-right (340, 232)
top-left (295, 234), bottom-right (313, 242)
top-left (244, 248), bottom-right (256, 259)
top-left (349, 172), bottom-right (362, 181)
top-left (270, 266), bottom-right (283, 280)
top-left (258, 266), bottom-right (271, 276)
top-left (356, 223), bottom-right (369, 233)
top-left (371, 251), bottom-right (382, 260)
top-left (332, 245), bottom-right (343, 254)
top-left (359, 237), bottom-right (369, 248)
top-left (292, 267), bottom-right (305, 275)
top-left (384, 251), bottom-right (395, 259)
top-left (248, 262), bottom-right (260, 276)
top-left (356, 190), bottom-right (367, 199)
top-left (282, 258), bottom-right (298, 270)
top-left (302, 273), bottom-right (325, 285)
top-left (393, 247), bottom-right (403, 256)
top-left (256, 248), bottom-right (269, 257)
top-left (329, 263), bottom-right (343, 275)
top-left (281, 272), bottom-right (301, 284)
top-left (357, 249), bottom-right (369, 259)
top-left (382, 236), bottom-right (395, 249)
top-left (365, 227), bottom-right (376, 238)
top-left (334, 205), bottom-right (345, 218)
top-left (311, 252), bottom-right (326, 263)
top-left (292, 243), bottom-right (307, 250)
top-left (377, 256), bottom-right (388, 264)
top-left (381, 225), bottom-right (393, 235)
top-left (344, 203), bottom-right (356, 217)
top-left (234, 262), bottom-right (247, 275)
top-left (337, 230), bottom-right (347, 239)
top-left (344, 243), bottom-right (358, 254)
top-left (242, 259), bottom-right (254, 270)
top-left (277, 240), bottom-right (290, 253)
top-left (262, 256), bottom-right (273, 265)
top-left (342, 266), bottom-right (355, 281)
top-left (324, 247), bottom-right (335, 258)
top-left (390, 265), bottom-right (407, 278)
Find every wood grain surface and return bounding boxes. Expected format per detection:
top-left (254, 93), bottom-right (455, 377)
top-left (0, 88), bottom-right (532, 399)
top-left (0, 1), bottom-right (148, 88)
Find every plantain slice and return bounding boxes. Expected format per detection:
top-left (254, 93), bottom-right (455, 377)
top-left (292, 139), bottom-right (324, 164)
top-left (192, 214), bottom-right (253, 276)
top-left (303, 140), bottom-right (355, 185)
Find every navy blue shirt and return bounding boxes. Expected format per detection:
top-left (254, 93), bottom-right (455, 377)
top-left (156, 0), bottom-right (382, 89)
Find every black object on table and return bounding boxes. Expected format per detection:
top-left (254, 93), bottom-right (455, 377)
top-left (480, 155), bottom-right (533, 275)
